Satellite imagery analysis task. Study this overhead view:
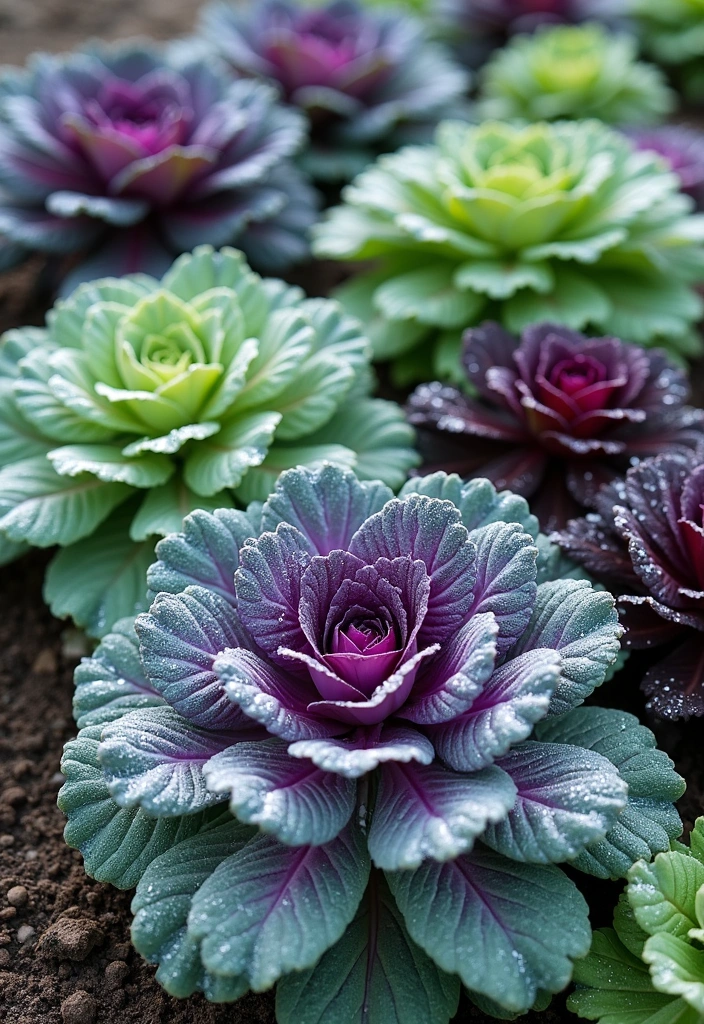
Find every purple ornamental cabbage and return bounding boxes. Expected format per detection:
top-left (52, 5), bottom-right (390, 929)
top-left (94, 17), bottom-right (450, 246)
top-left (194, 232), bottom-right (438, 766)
top-left (407, 322), bottom-right (704, 531)
top-left (199, 0), bottom-right (469, 180)
top-left (555, 449), bottom-right (704, 721)
top-left (0, 44), bottom-right (317, 287)
top-left (626, 125), bottom-right (704, 210)
top-left (58, 465), bottom-right (684, 1021)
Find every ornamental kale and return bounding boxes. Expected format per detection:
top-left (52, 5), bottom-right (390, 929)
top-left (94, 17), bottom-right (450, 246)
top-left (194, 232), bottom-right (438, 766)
top-left (312, 120), bottom-right (704, 386)
top-left (477, 24), bottom-right (674, 125)
top-left (0, 246), bottom-right (417, 637)
top-left (407, 322), bottom-right (704, 530)
top-left (630, 0), bottom-right (704, 102)
top-left (555, 450), bottom-right (704, 720)
top-left (627, 125), bottom-right (704, 210)
top-left (58, 464), bottom-right (684, 1022)
top-left (0, 43), bottom-right (317, 288)
top-left (199, 0), bottom-right (469, 182)
top-left (569, 816), bottom-right (704, 1024)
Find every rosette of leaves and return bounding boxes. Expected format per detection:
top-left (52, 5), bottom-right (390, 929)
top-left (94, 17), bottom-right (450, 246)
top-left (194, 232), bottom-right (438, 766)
top-left (0, 246), bottom-right (417, 637)
top-left (313, 119), bottom-right (704, 386)
top-left (58, 463), bottom-right (684, 1022)
top-left (407, 322), bottom-right (704, 530)
top-left (555, 449), bottom-right (704, 720)
top-left (199, 0), bottom-right (469, 183)
top-left (569, 817), bottom-right (704, 1024)
top-left (627, 125), bottom-right (704, 210)
top-left (477, 24), bottom-right (674, 125)
top-left (630, 0), bottom-right (704, 102)
top-left (0, 42), bottom-right (317, 288)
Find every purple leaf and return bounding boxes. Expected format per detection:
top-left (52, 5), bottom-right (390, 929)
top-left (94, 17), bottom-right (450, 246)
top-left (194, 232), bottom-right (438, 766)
top-left (470, 521), bottom-right (537, 653)
top-left (203, 737), bottom-right (356, 846)
top-left (368, 759), bottom-right (517, 870)
top-left (349, 494), bottom-right (477, 645)
top-left (642, 634), bottom-right (704, 721)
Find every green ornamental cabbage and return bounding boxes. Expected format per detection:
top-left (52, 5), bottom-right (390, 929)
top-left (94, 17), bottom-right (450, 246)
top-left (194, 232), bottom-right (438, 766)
top-left (630, 0), bottom-right (704, 101)
top-left (569, 816), bottom-right (704, 1024)
top-left (477, 23), bottom-right (674, 125)
top-left (313, 119), bottom-right (704, 384)
top-left (0, 245), bottom-right (418, 635)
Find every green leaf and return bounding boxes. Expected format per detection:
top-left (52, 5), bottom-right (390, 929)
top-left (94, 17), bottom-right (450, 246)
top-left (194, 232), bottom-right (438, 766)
top-left (121, 422), bottom-right (220, 457)
top-left (271, 353), bottom-right (356, 441)
top-left (131, 816), bottom-right (254, 1001)
top-left (303, 397), bottom-right (420, 491)
top-left (454, 259), bottom-right (554, 299)
top-left (0, 455), bottom-right (131, 546)
top-left (592, 271), bottom-right (704, 346)
top-left (0, 389), bottom-right (52, 462)
top-left (387, 844), bottom-right (590, 1014)
top-left (643, 935), bottom-right (704, 1013)
top-left (504, 266), bottom-right (612, 334)
top-left (47, 443), bottom-right (174, 488)
top-left (182, 412), bottom-right (281, 497)
top-left (628, 854), bottom-right (704, 940)
top-left (232, 443), bottom-right (357, 506)
top-left (535, 707), bottom-right (684, 880)
top-left (568, 928), bottom-right (695, 1024)
top-left (335, 271), bottom-right (431, 360)
top-left (45, 499), bottom-right (156, 637)
top-left (230, 308), bottom-right (313, 413)
top-left (374, 265), bottom-right (486, 328)
top-left (188, 822), bottom-right (370, 991)
top-left (276, 874), bottom-right (460, 1024)
top-left (58, 725), bottom-right (218, 890)
top-left (130, 477), bottom-right (235, 541)
top-left (0, 532), bottom-right (28, 567)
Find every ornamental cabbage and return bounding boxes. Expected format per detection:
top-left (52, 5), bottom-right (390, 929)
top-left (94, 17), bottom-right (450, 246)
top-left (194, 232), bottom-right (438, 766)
top-left (407, 322), bottom-right (704, 530)
top-left (313, 119), bottom-right (704, 385)
top-left (58, 464), bottom-right (684, 1022)
top-left (477, 24), bottom-right (674, 125)
top-left (630, 0), bottom-right (704, 101)
top-left (569, 817), bottom-right (704, 1024)
top-left (199, 0), bottom-right (469, 182)
top-left (0, 43), bottom-right (317, 288)
top-left (0, 247), bottom-right (417, 636)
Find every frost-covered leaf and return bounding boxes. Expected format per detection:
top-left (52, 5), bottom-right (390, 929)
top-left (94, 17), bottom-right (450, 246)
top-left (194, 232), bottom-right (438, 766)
top-left (510, 579), bottom-right (622, 713)
top-left (535, 707), bottom-right (684, 879)
top-left (59, 726), bottom-right (218, 889)
top-left (289, 728), bottom-right (435, 779)
top-left (203, 738), bottom-right (356, 846)
top-left (182, 412), bottom-right (282, 497)
top-left (368, 760), bottom-right (516, 870)
top-left (643, 935), bottom-right (704, 1014)
top-left (130, 478), bottom-right (235, 541)
top-left (399, 474), bottom-right (538, 539)
top-left (482, 741), bottom-right (628, 864)
top-left (73, 617), bottom-right (163, 728)
top-left (188, 821), bottom-right (370, 990)
top-left (276, 874), bottom-right (460, 1024)
top-left (388, 843), bottom-right (591, 1013)
top-left (47, 443), bottom-right (174, 487)
top-left (98, 706), bottom-right (233, 817)
top-left (628, 854), bottom-right (704, 940)
top-left (470, 522), bottom-right (537, 654)
top-left (131, 816), bottom-right (254, 1001)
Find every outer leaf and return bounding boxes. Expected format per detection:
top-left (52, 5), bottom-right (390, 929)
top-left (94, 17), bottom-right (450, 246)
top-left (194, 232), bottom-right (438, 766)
top-left (47, 443), bottom-right (174, 488)
top-left (510, 579), bottom-right (622, 714)
top-left (130, 478), bottom-right (235, 541)
top-left (0, 455), bottom-right (130, 546)
top-left (188, 822), bottom-right (370, 990)
top-left (73, 616), bottom-right (164, 728)
top-left (368, 760), bottom-right (516, 870)
top-left (58, 726), bottom-right (217, 889)
top-left (98, 706), bottom-right (233, 817)
top-left (568, 928), bottom-right (694, 1024)
top-left (44, 500), bottom-right (156, 637)
top-left (643, 935), bottom-right (704, 1013)
top-left (429, 649), bottom-right (560, 772)
top-left (470, 521), bottom-right (537, 654)
top-left (136, 587), bottom-right (253, 730)
top-left (482, 741), bottom-right (628, 864)
top-left (387, 843), bottom-right (591, 1013)
top-left (628, 854), bottom-right (704, 940)
top-left (276, 873), bottom-right (460, 1024)
top-left (147, 506), bottom-right (258, 601)
top-left (535, 707), bottom-right (684, 879)
top-left (399, 473), bottom-right (538, 540)
top-left (203, 738), bottom-right (356, 847)
top-left (131, 816), bottom-right (254, 1001)
top-left (183, 411), bottom-right (282, 496)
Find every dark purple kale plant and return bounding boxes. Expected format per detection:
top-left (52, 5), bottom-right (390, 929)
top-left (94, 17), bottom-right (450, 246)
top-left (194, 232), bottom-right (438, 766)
top-left (0, 43), bottom-right (316, 287)
top-left (556, 449), bottom-right (704, 721)
top-left (407, 322), bottom-right (704, 530)
top-left (199, 0), bottom-right (469, 180)
top-left (58, 465), bottom-right (683, 1021)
